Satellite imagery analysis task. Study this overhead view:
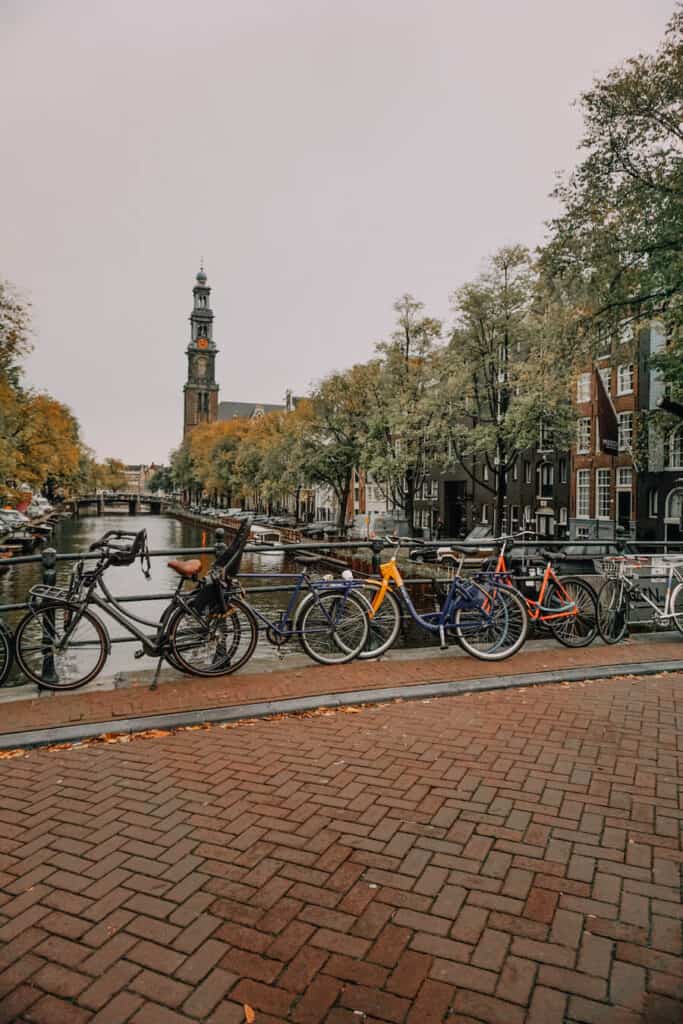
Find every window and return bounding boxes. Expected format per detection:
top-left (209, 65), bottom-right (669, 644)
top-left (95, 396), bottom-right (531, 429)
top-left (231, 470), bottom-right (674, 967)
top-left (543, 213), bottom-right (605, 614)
top-left (524, 461), bottom-right (531, 484)
top-left (576, 470), bottom-right (590, 518)
top-left (559, 507), bottom-right (568, 526)
top-left (577, 418), bottom-right (591, 454)
top-left (481, 503), bottom-right (489, 524)
top-left (577, 373), bottom-right (591, 403)
top-left (559, 458), bottom-right (567, 484)
top-left (523, 505), bottom-right (532, 526)
top-left (577, 526), bottom-right (590, 539)
top-left (539, 423), bottom-right (553, 450)
top-left (510, 505), bottom-right (519, 528)
top-left (512, 461), bottom-right (518, 481)
top-left (648, 490), bottom-right (659, 517)
top-left (596, 468), bottom-right (611, 519)
top-left (618, 412), bottom-right (633, 452)
top-left (599, 366), bottom-right (612, 396)
top-left (483, 464), bottom-right (489, 483)
top-left (667, 428), bottom-right (683, 469)
top-left (617, 467), bottom-right (633, 489)
top-left (617, 364), bottom-right (634, 395)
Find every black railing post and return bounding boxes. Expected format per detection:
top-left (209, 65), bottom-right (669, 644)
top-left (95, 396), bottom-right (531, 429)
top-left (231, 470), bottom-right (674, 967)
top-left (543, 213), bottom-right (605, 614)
top-left (40, 546), bottom-right (59, 686)
top-left (215, 527), bottom-right (227, 563)
top-left (370, 539), bottom-right (384, 576)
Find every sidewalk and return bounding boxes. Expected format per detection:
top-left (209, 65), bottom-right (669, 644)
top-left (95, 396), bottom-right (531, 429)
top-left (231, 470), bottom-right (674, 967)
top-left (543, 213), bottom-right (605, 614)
top-left (0, 671), bottom-right (680, 1023)
top-left (1, 633), bottom-right (683, 739)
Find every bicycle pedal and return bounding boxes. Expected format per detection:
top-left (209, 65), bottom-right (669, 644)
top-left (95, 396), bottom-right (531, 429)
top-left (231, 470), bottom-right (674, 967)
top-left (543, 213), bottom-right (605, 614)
top-left (134, 649), bottom-right (145, 659)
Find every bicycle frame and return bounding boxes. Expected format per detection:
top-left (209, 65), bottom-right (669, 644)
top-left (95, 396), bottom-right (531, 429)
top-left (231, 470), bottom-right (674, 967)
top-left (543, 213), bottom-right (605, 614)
top-left (235, 572), bottom-right (360, 638)
top-left (611, 562), bottom-right (683, 621)
top-left (490, 550), bottom-right (577, 624)
top-left (367, 554), bottom-right (494, 638)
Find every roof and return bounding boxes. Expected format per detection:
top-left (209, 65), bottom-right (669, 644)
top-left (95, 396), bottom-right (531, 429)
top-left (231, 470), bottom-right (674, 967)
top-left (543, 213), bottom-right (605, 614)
top-left (218, 401), bottom-right (285, 420)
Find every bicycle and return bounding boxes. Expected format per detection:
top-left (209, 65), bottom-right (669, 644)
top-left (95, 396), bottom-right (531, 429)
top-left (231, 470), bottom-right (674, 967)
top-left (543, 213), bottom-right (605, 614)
top-left (597, 554), bottom-right (683, 644)
top-left (228, 563), bottom-right (370, 666)
top-left (13, 521), bottom-right (258, 691)
top-left (349, 537), bottom-right (529, 661)
top-left (472, 532), bottom-right (598, 648)
top-left (0, 619), bottom-right (13, 686)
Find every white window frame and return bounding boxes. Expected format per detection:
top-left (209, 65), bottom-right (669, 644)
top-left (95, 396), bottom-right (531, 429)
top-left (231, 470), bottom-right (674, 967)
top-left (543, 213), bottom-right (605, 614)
top-left (524, 461), bottom-right (531, 484)
top-left (648, 489), bottom-right (659, 518)
top-left (559, 458), bottom-right (568, 484)
top-left (617, 467), bottom-right (633, 489)
top-left (481, 503), bottom-right (489, 524)
top-left (668, 428), bottom-right (683, 470)
top-left (576, 373), bottom-right (591, 403)
top-left (617, 364), bottom-right (634, 396)
top-left (596, 468), bottom-right (611, 520)
top-left (559, 507), bottom-right (568, 526)
top-left (523, 505), bottom-right (532, 526)
top-left (599, 366), bottom-right (612, 396)
top-left (577, 418), bottom-right (591, 454)
top-left (576, 470), bottom-right (590, 519)
top-left (512, 461), bottom-right (518, 481)
top-left (617, 412), bottom-right (633, 453)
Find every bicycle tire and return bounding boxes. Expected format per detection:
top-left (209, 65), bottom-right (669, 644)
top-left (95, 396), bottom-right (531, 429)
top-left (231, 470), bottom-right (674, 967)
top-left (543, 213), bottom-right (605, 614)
top-left (297, 590), bottom-right (369, 665)
top-left (453, 581), bottom-right (529, 661)
top-left (670, 582), bottom-right (683, 636)
top-left (0, 620), bottom-right (14, 686)
top-left (545, 577), bottom-right (598, 648)
top-left (597, 578), bottom-right (628, 644)
top-left (15, 603), bottom-right (109, 690)
top-left (167, 597), bottom-right (258, 677)
top-left (355, 585), bottom-right (402, 660)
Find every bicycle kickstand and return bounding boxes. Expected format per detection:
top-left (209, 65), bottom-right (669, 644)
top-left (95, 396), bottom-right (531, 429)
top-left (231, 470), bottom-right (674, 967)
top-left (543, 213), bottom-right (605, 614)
top-left (150, 655), bottom-right (164, 691)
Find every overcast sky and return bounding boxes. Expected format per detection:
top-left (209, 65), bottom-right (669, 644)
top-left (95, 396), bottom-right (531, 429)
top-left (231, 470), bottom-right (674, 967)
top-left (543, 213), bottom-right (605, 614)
top-left (0, 0), bottom-right (673, 464)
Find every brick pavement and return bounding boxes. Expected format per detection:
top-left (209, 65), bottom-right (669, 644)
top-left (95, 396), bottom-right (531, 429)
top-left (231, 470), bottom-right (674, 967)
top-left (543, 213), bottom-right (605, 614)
top-left (1, 635), bottom-right (683, 737)
top-left (0, 671), bottom-right (681, 1023)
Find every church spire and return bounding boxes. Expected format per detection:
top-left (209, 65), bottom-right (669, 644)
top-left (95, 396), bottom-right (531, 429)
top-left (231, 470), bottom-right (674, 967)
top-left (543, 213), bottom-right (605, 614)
top-left (183, 265), bottom-right (219, 438)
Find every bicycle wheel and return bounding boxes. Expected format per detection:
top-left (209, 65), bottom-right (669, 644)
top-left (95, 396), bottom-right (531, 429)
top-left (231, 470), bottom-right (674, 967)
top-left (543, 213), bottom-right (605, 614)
top-left (354, 584), bottom-right (402, 660)
top-left (15, 603), bottom-right (108, 690)
top-left (546, 577), bottom-right (598, 648)
top-left (671, 583), bottom-right (683, 635)
top-left (298, 590), bottom-right (369, 665)
top-left (453, 582), bottom-right (529, 661)
top-left (597, 578), bottom-right (628, 644)
top-left (0, 620), bottom-right (14, 686)
top-left (167, 597), bottom-right (258, 677)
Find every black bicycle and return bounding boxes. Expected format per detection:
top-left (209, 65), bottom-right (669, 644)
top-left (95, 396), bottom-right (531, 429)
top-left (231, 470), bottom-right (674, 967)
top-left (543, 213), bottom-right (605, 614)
top-left (14, 521), bottom-right (257, 691)
top-left (0, 619), bottom-right (13, 686)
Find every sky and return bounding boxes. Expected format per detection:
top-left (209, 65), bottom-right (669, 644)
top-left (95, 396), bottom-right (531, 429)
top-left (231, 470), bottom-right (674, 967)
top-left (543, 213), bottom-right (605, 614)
top-left (0, 0), bottom-right (674, 464)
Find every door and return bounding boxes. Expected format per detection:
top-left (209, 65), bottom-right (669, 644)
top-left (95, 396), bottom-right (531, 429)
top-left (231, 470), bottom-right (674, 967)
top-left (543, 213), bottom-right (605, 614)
top-left (617, 490), bottom-right (631, 532)
top-left (444, 481), bottom-right (465, 537)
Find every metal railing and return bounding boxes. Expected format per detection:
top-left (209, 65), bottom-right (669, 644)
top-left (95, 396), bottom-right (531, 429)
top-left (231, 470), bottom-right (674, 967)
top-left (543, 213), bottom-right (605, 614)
top-left (2, 527), bottom-right (683, 619)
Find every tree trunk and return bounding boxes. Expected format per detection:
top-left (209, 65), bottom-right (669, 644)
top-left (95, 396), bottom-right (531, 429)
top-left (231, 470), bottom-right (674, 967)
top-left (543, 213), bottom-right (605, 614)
top-left (405, 468), bottom-right (416, 536)
top-left (337, 475), bottom-right (351, 535)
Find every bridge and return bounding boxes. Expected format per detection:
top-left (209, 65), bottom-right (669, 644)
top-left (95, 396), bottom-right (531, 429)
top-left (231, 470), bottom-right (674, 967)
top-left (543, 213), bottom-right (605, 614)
top-left (67, 493), bottom-right (170, 516)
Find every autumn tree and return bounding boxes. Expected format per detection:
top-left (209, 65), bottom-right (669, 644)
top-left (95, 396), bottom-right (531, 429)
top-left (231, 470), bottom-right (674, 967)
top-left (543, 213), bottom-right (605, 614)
top-left (543, 8), bottom-right (682, 351)
top-left (362, 295), bottom-right (443, 534)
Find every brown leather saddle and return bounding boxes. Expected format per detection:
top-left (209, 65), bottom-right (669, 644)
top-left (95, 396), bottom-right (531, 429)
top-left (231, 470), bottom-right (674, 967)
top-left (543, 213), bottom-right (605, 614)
top-left (168, 558), bottom-right (202, 578)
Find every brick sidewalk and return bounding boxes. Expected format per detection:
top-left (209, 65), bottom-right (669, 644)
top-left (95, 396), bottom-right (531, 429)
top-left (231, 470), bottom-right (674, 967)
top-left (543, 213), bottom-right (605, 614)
top-left (0, 672), bottom-right (681, 1023)
top-left (1, 635), bottom-right (683, 737)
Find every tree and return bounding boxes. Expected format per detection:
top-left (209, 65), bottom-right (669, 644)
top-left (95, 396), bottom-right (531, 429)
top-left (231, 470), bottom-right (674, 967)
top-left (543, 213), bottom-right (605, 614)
top-left (363, 295), bottom-right (443, 533)
top-left (543, 8), bottom-right (682, 349)
top-left (442, 247), bottom-right (574, 533)
top-left (146, 466), bottom-right (173, 494)
top-left (289, 367), bottom-right (374, 532)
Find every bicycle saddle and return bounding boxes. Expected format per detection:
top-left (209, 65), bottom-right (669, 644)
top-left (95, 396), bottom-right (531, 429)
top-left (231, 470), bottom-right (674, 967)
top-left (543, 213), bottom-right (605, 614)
top-left (168, 558), bottom-right (202, 578)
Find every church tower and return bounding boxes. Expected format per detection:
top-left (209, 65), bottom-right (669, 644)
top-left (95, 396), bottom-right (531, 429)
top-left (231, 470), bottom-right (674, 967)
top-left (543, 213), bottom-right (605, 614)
top-left (183, 266), bottom-right (219, 438)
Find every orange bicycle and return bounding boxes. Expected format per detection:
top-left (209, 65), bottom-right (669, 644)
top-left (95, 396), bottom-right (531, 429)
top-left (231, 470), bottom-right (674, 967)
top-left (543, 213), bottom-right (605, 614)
top-left (468, 532), bottom-right (598, 648)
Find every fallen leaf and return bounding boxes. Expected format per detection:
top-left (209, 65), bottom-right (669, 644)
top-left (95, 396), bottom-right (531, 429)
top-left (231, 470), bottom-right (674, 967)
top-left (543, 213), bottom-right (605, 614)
top-left (244, 1005), bottom-right (256, 1023)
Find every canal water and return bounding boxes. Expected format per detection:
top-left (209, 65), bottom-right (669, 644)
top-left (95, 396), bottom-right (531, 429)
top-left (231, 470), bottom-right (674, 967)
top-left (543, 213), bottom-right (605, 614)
top-left (0, 512), bottom-right (300, 686)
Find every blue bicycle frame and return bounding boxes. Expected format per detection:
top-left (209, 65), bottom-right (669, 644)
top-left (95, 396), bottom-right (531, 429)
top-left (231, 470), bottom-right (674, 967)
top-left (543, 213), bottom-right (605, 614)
top-left (235, 572), bottom-right (359, 640)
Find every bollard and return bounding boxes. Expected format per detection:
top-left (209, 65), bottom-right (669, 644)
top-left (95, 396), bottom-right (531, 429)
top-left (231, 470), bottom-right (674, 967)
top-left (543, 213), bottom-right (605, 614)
top-left (40, 547), bottom-right (59, 686)
top-left (215, 526), bottom-right (227, 562)
top-left (370, 539), bottom-right (384, 576)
